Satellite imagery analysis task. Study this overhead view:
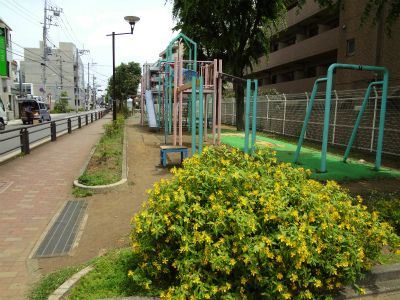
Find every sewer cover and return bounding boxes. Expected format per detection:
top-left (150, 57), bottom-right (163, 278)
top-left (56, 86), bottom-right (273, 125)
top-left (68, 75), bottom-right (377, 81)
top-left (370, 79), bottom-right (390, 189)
top-left (0, 181), bottom-right (13, 194)
top-left (35, 200), bottom-right (87, 257)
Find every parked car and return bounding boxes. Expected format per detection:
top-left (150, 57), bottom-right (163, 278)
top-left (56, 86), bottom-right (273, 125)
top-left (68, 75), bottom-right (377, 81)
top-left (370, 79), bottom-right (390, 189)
top-left (19, 99), bottom-right (51, 124)
top-left (0, 97), bottom-right (8, 130)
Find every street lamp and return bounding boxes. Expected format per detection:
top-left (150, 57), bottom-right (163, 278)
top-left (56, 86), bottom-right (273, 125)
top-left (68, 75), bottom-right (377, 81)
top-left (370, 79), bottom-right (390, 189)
top-left (107, 16), bottom-right (140, 121)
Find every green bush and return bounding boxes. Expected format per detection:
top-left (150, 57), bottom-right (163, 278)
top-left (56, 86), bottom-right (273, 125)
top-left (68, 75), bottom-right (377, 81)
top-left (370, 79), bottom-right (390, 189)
top-left (129, 146), bottom-right (399, 299)
top-left (363, 191), bottom-right (400, 235)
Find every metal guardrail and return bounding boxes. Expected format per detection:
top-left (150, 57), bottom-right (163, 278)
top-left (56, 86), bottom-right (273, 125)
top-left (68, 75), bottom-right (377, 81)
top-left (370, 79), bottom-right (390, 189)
top-left (0, 109), bottom-right (109, 158)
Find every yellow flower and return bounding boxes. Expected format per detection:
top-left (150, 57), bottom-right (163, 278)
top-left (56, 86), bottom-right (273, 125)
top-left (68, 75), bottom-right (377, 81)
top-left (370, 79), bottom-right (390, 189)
top-left (314, 279), bottom-right (322, 288)
top-left (277, 273), bottom-right (283, 280)
top-left (276, 283), bottom-right (284, 292)
top-left (283, 292), bottom-right (291, 299)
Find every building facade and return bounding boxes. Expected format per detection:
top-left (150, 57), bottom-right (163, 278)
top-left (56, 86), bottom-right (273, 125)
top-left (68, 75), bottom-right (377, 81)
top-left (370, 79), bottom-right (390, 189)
top-left (20, 41), bottom-right (85, 109)
top-left (0, 19), bottom-right (17, 119)
top-left (247, 0), bottom-right (400, 93)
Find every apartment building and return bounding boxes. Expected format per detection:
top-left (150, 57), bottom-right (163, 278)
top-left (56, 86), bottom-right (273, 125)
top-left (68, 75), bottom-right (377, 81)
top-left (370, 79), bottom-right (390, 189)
top-left (248, 0), bottom-right (400, 93)
top-left (20, 41), bottom-right (85, 109)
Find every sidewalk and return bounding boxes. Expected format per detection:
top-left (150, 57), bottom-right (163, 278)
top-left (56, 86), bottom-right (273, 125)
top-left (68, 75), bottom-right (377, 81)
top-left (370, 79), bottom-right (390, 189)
top-left (0, 114), bottom-right (111, 299)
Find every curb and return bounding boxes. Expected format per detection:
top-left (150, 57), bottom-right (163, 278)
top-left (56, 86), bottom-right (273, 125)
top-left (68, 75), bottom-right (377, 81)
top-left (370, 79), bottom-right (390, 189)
top-left (335, 263), bottom-right (400, 299)
top-left (48, 266), bottom-right (94, 300)
top-left (49, 263), bottom-right (400, 300)
top-left (73, 124), bottom-right (128, 192)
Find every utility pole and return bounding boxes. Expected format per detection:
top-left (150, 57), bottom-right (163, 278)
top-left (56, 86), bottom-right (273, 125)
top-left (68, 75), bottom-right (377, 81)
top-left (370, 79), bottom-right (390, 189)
top-left (87, 62), bottom-right (90, 110)
top-left (42, 1), bottom-right (62, 102)
top-left (59, 57), bottom-right (63, 91)
top-left (42, 0), bottom-right (48, 99)
top-left (93, 75), bottom-right (96, 108)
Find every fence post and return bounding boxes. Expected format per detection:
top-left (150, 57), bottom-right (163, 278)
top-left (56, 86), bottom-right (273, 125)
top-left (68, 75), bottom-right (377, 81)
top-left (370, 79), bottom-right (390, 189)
top-left (20, 128), bottom-right (30, 155)
top-left (91, 113), bottom-right (93, 123)
top-left (304, 92), bottom-right (309, 139)
top-left (85, 114), bottom-right (88, 125)
top-left (50, 121), bottom-right (57, 141)
top-left (68, 118), bottom-right (72, 133)
top-left (332, 90), bottom-right (339, 144)
top-left (370, 86), bottom-right (378, 152)
top-left (282, 93), bottom-right (287, 135)
top-left (95, 112), bottom-right (98, 120)
top-left (232, 99), bottom-right (235, 125)
top-left (266, 95), bottom-right (270, 132)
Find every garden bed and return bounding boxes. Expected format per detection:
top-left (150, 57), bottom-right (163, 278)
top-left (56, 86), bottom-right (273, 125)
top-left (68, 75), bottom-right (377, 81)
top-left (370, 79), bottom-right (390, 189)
top-left (77, 115), bottom-right (125, 187)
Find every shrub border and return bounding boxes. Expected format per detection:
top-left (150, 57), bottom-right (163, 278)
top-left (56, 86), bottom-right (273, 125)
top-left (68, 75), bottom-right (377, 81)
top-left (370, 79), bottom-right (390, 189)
top-left (73, 124), bottom-right (128, 191)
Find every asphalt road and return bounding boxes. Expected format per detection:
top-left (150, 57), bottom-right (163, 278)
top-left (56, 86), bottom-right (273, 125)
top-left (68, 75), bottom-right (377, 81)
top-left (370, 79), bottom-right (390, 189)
top-left (0, 111), bottom-right (99, 157)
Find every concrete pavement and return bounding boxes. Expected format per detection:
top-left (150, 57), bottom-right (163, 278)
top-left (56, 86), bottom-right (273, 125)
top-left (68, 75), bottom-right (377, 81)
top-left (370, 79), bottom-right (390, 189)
top-left (0, 114), bottom-right (111, 299)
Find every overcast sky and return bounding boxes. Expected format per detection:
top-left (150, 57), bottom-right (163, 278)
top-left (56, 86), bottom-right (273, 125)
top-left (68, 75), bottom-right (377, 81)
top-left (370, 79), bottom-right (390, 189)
top-left (1, 0), bottom-right (177, 92)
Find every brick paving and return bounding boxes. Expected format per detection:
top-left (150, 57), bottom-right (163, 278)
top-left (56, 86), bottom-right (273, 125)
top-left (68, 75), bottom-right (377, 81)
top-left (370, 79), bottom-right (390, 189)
top-left (0, 114), bottom-right (111, 299)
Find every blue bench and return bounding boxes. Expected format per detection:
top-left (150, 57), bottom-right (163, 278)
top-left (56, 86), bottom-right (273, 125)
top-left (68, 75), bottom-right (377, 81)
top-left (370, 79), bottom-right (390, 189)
top-left (160, 145), bottom-right (189, 167)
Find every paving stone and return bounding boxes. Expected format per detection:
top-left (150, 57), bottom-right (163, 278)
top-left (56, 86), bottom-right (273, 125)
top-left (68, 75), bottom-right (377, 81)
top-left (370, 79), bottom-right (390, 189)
top-left (0, 115), bottom-right (111, 298)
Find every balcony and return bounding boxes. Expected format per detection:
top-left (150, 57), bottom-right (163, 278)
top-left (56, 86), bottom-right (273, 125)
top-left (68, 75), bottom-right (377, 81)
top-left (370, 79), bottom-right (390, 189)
top-left (252, 27), bottom-right (339, 73)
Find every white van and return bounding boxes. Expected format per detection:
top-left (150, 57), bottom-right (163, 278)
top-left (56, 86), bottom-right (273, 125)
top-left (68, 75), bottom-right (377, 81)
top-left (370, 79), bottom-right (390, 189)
top-left (0, 97), bottom-right (8, 130)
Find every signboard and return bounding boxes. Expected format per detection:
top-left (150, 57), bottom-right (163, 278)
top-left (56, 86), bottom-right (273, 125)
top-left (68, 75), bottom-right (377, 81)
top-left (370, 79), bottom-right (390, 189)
top-left (0, 27), bottom-right (7, 77)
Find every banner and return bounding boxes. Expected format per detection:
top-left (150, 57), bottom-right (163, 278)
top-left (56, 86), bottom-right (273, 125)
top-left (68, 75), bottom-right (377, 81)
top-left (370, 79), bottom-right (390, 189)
top-left (0, 27), bottom-right (7, 77)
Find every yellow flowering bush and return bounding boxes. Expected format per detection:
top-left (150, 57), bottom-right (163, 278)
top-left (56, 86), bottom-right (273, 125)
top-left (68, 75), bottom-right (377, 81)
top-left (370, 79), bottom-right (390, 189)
top-left (129, 146), bottom-right (399, 299)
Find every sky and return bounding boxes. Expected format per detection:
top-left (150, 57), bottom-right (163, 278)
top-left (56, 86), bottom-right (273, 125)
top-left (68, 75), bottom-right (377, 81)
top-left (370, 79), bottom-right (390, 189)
top-left (0, 0), bottom-right (177, 93)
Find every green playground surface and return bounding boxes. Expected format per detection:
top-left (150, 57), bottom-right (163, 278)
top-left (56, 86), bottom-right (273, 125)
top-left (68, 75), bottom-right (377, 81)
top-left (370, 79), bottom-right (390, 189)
top-left (219, 132), bottom-right (400, 181)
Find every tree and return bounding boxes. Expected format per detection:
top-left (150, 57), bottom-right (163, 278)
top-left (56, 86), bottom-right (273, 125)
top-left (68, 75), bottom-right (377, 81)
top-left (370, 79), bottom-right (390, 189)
top-left (107, 61), bottom-right (141, 112)
top-left (170, 0), bottom-right (286, 130)
top-left (54, 90), bottom-right (69, 113)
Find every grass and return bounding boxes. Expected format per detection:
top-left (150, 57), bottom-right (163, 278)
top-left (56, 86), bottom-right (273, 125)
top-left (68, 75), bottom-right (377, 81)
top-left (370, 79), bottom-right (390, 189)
top-left (28, 264), bottom-right (88, 300)
top-left (27, 248), bottom-right (162, 300)
top-left (78, 116), bottom-right (124, 186)
top-left (72, 187), bottom-right (93, 198)
top-left (68, 248), bottom-right (160, 299)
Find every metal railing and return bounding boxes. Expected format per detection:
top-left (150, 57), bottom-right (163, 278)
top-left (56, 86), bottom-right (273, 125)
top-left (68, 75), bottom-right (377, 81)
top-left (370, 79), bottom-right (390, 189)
top-left (221, 86), bottom-right (400, 156)
top-left (0, 109), bottom-right (109, 158)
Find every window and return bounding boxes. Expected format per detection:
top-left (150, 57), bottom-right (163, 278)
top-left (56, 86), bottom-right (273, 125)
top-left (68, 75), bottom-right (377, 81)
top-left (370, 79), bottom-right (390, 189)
top-left (308, 25), bottom-right (319, 38)
top-left (306, 66), bottom-right (317, 78)
top-left (346, 39), bottom-right (355, 56)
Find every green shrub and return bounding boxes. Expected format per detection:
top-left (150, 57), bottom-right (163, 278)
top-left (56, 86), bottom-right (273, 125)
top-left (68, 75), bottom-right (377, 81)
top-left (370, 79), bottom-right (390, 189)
top-left (129, 146), bottom-right (399, 299)
top-left (363, 191), bottom-right (400, 235)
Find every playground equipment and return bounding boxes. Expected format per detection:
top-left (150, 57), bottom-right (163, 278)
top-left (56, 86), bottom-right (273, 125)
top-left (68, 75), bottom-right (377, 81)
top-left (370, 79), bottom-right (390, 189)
top-left (141, 33), bottom-right (260, 165)
top-left (140, 33), bottom-right (223, 166)
top-left (294, 63), bottom-right (389, 172)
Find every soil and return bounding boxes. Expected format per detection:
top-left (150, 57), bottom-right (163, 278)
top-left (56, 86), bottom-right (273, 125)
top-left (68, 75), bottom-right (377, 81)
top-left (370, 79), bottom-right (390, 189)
top-left (37, 117), bottom-right (175, 274)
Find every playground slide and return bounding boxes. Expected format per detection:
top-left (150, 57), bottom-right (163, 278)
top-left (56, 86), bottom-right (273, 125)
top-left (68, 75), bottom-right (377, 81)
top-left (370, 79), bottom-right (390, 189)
top-left (145, 90), bottom-right (158, 128)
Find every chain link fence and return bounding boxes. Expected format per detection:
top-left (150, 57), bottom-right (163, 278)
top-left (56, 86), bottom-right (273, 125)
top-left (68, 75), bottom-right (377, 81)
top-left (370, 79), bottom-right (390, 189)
top-left (222, 86), bottom-right (400, 156)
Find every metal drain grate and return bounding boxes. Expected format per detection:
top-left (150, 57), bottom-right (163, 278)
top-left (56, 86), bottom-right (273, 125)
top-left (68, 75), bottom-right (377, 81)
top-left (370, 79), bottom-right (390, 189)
top-left (35, 200), bottom-right (87, 258)
top-left (0, 181), bottom-right (13, 194)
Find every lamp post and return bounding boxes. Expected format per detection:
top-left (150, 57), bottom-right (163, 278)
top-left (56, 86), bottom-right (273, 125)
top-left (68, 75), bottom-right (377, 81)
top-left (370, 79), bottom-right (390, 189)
top-left (107, 16), bottom-right (140, 121)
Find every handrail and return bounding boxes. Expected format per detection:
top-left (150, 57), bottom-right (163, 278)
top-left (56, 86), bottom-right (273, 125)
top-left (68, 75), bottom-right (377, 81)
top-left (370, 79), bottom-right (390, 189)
top-left (0, 109), bottom-right (108, 159)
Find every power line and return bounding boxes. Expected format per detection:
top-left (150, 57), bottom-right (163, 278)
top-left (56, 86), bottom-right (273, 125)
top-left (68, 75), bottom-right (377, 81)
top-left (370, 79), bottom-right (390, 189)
top-left (0, 0), bottom-right (42, 28)
top-left (62, 13), bottom-right (82, 47)
top-left (8, 49), bottom-right (74, 85)
top-left (58, 18), bottom-right (76, 43)
top-left (10, 0), bottom-right (42, 21)
top-left (11, 41), bottom-right (44, 61)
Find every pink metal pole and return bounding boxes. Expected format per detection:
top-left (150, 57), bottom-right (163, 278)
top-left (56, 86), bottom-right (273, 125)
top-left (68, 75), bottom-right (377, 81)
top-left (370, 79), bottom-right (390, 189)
top-left (218, 59), bottom-right (223, 145)
top-left (179, 56), bottom-right (183, 146)
top-left (173, 58), bottom-right (178, 146)
top-left (203, 64), bottom-right (209, 142)
top-left (212, 59), bottom-right (217, 145)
